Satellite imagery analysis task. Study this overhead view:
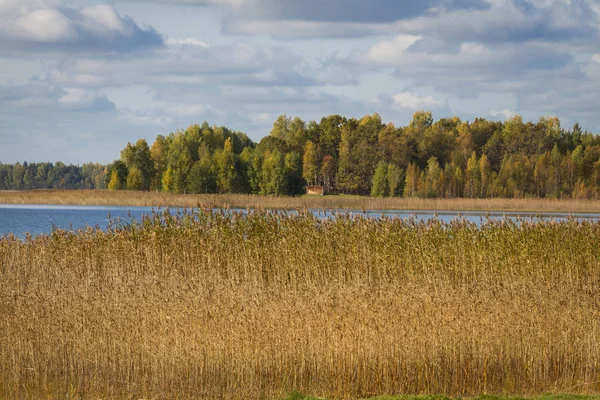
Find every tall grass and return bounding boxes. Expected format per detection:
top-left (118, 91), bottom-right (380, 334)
top-left (1, 210), bottom-right (600, 398)
top-left (3, 189), bottom-right (600, 213)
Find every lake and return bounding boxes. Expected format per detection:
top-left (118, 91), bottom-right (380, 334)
top-left (1, 204), bottom-right (600, 239)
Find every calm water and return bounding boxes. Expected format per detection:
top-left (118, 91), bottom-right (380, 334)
top-left (1, 204), bottom-right (599, 239)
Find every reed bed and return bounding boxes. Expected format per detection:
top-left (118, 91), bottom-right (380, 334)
top-left (3, 189), bottom-right (600, 213)
top-left (1, 210), bottom-right (600, 399)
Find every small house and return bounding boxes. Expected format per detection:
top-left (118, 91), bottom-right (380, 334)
top-left (306, 185), bottom-right (327, 195)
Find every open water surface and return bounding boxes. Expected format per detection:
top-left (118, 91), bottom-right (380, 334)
top-left (1, 204), bottom-right (600, 239)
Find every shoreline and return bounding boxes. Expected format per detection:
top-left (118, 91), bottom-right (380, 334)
top-left (2, 189), bottom-right (600, 213)
top-left (1, 189), bottom-right (600, 213)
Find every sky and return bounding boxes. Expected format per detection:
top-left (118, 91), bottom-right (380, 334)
top-left (1, 0), bottom-right (600, 164)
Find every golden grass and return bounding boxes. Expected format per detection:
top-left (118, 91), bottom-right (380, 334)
top-left (2, 189), bottom-right (600, 213)
top-left (1, 210), bottom-right (600, 398)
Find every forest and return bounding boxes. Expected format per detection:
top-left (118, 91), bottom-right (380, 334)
top-left (3, 111), bottom-right (600, 199)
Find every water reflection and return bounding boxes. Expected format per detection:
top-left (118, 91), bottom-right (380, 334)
top-left (0, 204), bottom-right (598, 239)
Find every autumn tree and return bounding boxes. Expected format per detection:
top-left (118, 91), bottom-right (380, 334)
top-left (106, 161), bottom-right (128, 191)
top-left (121, 139), bottom-right (154, 190)
top-left (465, 152), bottom-right (481, 198)
top-left (214, 138), bottom-right (237, 193)
top-left (479, 154), bottom-right (492, 197)
top-left (126, 166), bottom-right (144, 191)
top-left (302, 141), bottom-right (321, 185)
top-left (321, 155), bottom-right (336, 189)
top-left (150, 136), bottom-right (169, 191)
top-left (404, 162), bottom-right (420, 197)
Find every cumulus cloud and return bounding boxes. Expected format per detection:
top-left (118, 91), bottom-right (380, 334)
top-left (0, 0), bottom-right (163, 53)
top-left (58, 88), bottom-right (115, 111)
top-left (393, 92), bottom-right (440, 110)
top-left (392, 0), bottom-right (599, 46)
top-left (352, 37), bottom-right (572, 94)
top-left (137, 0), bottom-right (487, 39)
top-left (165, 38), bottom-right (210, 47)
top-left (0, 83), bottom-right (115, 112)
top-left (139, 0), bottom-right (600, 45)
top-left (144, 0), bottom-right (484, 23)
top-left (362, 35), bottom-right (423, 65)
top-left (44, 39), bottom-right (354, 89)
top-left (489, 109), bottom-right (517, 120)
top-left (4, 0), bottom-right (600, 164)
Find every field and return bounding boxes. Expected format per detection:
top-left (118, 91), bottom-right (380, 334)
top-left (3, 189), bottom-right (600, 213)
top-left (1, 209), bottom-right (600, 399)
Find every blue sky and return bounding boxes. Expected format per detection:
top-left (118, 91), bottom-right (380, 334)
top-left (1, 0), bottom-right (600, 164)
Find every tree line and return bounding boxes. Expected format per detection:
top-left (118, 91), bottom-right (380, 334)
top-left (3, 112), bottom-right (600, 199)
top-left (0, 162), bottom-right (106, 191)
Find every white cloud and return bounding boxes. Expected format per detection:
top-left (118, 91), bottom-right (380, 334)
top-left (363, 35), bottom-right (423, 65)
top-left (393, 0), bottom-right (529, 42)
top-left (16, 8), bottom-right (77, 42)
top-left (0, 0), bottom-right (163, 53)
top-left (353, 36), bottom-right (570, 88)
top-left (58, 88), bottom-right (114, 111)
top-left (166, 38), bottom-right (210, 47)
top-left (222, 18), bottom-right (386, 39)
top-left (118, 109), bottom-right (174, 127)
top-left (0, 83), bottom-right (116, 114)
top-left (489, 109), bottom-right (516, 119)
top-left (147, 0), bottom-right (250, 6)
top-left (393, 92), bottom-right (440, 110)
top-left (78, 5), bottom-right (132, 36)
top-left (4, 0), bottom-right (600, 165)
top-left (45, 40), bottom-right (351, 89)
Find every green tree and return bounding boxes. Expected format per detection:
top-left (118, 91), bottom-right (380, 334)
top-left (167, 132), bottom-right (194, 194)
top-left (387, 163), bottom-right (404, 197)
top-left (270, 115), bottom-right (292, 141)
top-left (302, 141), bottom-right (321, 185)
top-left (336, 123), bottom-right (359, 193)
top-left (336, 116), bottom-right (380, 195)
top-left (105, 161), bottom-right (128, 191)
top-left (215, 138), bottom-right (237, 193)
top-left (260, 151), bottom-right (287, 195)
top-left (410, 111), bottom-right (433, 131)
top-left (378, 123), bottom-right (416, 170)
top-left (187, 158), bottom-right (216, 194)
top-left (285, 151), bottom-right (305, 195)
top-left (420, 124), bottom-right (454, 167)
top-left (120, 139), bottom-right (154, 190)
top-left (246, 149), bottom-right (263, 195)
top-left (371, 161), bottom-right (389, 197)
top-left (318, 115), bottom-right (345, 159)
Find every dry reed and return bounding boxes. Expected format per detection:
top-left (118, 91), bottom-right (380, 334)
top-left (1, 210), bottom-right (600, 399)
top-left (3, 189), bottom-right (600, 213)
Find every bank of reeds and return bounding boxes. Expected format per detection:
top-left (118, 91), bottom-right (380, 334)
top-left (3, 189), bottom-right (600, 213)
top-left (1, 210), bottom-right (600, 399)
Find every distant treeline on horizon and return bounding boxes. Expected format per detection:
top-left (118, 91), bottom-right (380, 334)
top-left (3, 112), bottom-right (600, 199)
